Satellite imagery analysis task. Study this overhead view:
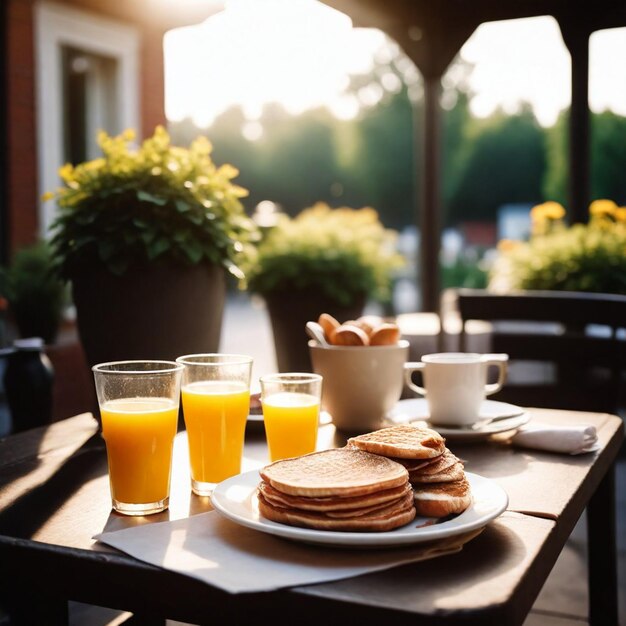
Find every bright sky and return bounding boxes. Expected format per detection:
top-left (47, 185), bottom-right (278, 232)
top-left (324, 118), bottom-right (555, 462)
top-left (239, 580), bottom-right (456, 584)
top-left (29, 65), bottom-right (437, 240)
top-left (164, 0), bottom-right (626, 130)
top-left (460, 18), bottom-right (626, 126)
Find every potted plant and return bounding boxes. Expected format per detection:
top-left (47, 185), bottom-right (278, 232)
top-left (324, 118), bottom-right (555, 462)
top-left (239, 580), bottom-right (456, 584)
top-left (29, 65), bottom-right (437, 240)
top-left (489, 199), bottom-right (626, 294)
top-left (244, 202), bottom-right (404, 372)
top-left (47, 126), bottom-right (257, 368)
top-left (0, 241), bottom-right (66, 345)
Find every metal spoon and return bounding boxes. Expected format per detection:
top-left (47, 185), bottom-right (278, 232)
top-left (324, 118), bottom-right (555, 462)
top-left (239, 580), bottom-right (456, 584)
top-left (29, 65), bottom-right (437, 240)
top-left (434, 410), bottom-right (525, 431)
top-left (306, 321), bottom-right (330, 348)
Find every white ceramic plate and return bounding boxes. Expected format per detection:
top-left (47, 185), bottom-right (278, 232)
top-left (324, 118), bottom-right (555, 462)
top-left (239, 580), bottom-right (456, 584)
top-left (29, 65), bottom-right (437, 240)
top-left (386, 398), bottom-right (530, 441)
top-left (211, 470), bottom-right (508, 548)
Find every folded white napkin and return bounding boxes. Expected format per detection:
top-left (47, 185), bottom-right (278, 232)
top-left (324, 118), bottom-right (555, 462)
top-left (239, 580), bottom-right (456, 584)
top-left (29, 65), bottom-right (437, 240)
top-left (509, 422), bottom-right (598, 455)
top-left (95, 511), bottom-right (480, 594)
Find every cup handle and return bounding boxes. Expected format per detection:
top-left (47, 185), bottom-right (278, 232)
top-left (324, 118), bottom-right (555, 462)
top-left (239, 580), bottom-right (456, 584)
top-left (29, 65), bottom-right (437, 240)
top-left (481, 353), bottom-right (509, 396)
top-left (404, 362), bottom-right (426, 396)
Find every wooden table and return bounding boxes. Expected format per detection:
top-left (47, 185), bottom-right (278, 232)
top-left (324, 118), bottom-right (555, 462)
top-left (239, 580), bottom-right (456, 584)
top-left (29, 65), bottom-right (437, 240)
top-left (0, 408), bottom-right (622, 625)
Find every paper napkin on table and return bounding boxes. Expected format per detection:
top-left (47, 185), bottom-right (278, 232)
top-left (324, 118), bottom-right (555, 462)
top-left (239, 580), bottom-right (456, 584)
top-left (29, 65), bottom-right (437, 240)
top-left (508, 422), bottom-right (598, 455)
top-left (95, 511), bottom-right (481, 594)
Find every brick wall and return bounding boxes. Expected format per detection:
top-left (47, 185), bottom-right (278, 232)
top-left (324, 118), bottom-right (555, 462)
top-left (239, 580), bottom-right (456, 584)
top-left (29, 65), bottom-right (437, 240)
top-left (7, 0), bottom-right (38, 254)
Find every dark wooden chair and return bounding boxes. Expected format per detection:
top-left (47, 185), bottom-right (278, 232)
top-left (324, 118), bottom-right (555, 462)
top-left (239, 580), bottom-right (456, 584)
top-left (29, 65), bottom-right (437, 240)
top-left (442, 288), bottom-right (626, 414)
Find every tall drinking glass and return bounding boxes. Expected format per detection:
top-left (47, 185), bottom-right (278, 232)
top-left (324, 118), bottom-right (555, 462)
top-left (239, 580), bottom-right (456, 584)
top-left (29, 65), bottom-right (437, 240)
top-left (260, 373), bottom-right (322, 462)
top-left (176, 354), bottom-right (253, 495)
top-left (92, 360), bottom-right (183, 516)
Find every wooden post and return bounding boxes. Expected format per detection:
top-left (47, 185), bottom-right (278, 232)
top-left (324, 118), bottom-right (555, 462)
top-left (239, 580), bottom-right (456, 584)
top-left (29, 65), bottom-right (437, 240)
top-left (560, 21), bottom-right (590, 224)
top-left (0, 0), bottom-right (7, 264)
top-left (419, 75), bottom-right (443, 312)
top-left (387, 18), bottom-right (475, 314)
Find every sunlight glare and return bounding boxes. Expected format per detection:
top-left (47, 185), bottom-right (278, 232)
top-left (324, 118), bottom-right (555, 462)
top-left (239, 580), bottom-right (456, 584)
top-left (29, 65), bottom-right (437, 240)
top-left (590, 28), bottom-right (626, 117)
top-left (328, 93), bottom-right (360, 120)
top-left (241, 121), bottom-right (264, 141)
top-left (460, 17), bottom-right (570, 127)
top-left (164, 0), bottom-right (392, 127)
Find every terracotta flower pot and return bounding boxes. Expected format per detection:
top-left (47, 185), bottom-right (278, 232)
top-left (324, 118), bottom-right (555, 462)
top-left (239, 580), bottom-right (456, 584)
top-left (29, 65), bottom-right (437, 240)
top-left (264, 289), bottom-right (366, 373)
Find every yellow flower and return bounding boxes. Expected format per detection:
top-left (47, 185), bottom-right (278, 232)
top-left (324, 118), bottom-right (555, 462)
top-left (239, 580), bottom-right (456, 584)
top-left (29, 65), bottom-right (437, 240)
top-left (58, 163), bottom-right (74, 182)
top-left (41, 191), bottom-right (55, 202)
top-left (616, 207), bottom-right (626, 222)
top-left (542, 201), bottom-right (565, 220)
top-left (589, 199), bottom-right (618, 217)
top-left (497, 238), bottom-right (520, 252)
top-left (530, 201), bottom-right (565, 222)
top-left (122, 129), bottom-right (136, 142)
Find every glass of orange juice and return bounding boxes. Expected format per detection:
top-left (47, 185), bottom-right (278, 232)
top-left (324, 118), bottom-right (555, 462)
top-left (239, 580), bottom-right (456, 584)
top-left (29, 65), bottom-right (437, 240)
top-left (176, 354), bottom-right (253, 496)
top-left (260, 373), bottom-right (322, 462)
top-left (92, 360), bottom-right (183, 516)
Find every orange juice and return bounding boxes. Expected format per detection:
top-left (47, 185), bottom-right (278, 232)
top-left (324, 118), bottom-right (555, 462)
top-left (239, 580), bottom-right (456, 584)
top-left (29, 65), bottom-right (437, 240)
top-left (100, 397), bottom-right (178, 505)
top-left (262, 392), bottom-right (319, 461)
top-left (181, 380), bottom-right (250, 486)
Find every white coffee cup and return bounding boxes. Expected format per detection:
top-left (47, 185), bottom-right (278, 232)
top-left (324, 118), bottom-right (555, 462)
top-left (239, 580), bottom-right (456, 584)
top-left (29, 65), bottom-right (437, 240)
top-left (404, 352), bottom-right (508, 426)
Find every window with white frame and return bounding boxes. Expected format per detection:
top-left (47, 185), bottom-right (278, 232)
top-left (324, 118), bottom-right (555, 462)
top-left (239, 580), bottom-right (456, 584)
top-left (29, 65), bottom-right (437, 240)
top-left (35, 1), bottom-right (139, 236)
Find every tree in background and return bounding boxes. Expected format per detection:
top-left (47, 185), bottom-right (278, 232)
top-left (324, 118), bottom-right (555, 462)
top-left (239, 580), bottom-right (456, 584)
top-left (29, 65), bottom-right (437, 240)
top-left (335, 93), bottom-right (415, 230)
top-left (446, 106), bottom-right (546, 225)
top-left (592, 111), bottom-right (626, 203)
top-left (544, 109), bottom-right (626, 211)
top-left (542, 111), bottom-right (567, 206)
top-left (171, 92), bottom-right (417, 230)
top-left (169, 58), bottom-right (626, 245)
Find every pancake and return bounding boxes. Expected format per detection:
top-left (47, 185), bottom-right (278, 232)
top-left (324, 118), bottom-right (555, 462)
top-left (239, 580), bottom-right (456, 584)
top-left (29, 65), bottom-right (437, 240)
top-left (409, 461), bottom-right (465, 484)
top-left (413, 476), bottom-right (472, 517)
top-left (347, 425), bottom-right (446, 459)
top-left (417, 448), bottom-right (459, 473)
top-left (257, 492), bottom-right (416, 532)
top-left (324, 491), bottom-right (414, 519)
top-left (408, 449), bottom-right (464, 484)
top-left (259, 448), bottom-right (409, 498)
top-left (258, 480), bottom-right (412, 512)
top-left (388, 455), bottom-right (442, 472)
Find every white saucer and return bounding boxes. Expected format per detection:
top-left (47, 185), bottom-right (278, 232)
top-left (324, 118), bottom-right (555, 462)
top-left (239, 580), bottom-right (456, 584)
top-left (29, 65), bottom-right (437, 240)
top-left (386, 398), bottom-right (529, 441)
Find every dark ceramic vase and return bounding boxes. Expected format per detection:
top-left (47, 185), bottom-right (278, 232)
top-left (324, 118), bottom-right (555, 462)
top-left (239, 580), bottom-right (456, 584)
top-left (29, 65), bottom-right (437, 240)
top-left (71, 261), bottom-right (226, 368)
top-left (264, 288), bottom-right (366, 373)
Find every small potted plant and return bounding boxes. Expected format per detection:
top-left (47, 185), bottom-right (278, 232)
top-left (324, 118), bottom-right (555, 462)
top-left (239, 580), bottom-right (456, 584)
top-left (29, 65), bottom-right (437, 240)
top-left (47, 126), bottom-right (258, 367)
top-left (244, 202), bottom-right (404, 372)
top-left (489, 199), bottom-right (626, 294)
top-left (0, 241), bottom-right (66, 345)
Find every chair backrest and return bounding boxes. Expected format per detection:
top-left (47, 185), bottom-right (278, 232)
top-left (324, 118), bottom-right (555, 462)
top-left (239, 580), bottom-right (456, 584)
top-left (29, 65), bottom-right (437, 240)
top-left (445, 288), bottom-right (626, 413)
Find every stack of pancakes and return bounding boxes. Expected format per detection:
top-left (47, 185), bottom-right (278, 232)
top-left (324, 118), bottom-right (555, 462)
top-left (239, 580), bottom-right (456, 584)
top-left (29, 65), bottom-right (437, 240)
top-left (257, 448), bottom-right (416, 532)
top-left (347, 425), bottom-right (472, 518)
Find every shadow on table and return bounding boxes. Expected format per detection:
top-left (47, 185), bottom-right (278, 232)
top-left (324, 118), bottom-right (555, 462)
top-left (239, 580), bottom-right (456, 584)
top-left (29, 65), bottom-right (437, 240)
top-left (0, 431), bottom-right (105, 538)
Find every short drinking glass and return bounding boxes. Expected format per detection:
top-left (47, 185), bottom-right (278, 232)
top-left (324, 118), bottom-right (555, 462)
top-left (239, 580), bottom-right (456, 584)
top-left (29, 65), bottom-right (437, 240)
top-left (92, 360), bottom-right (184, 516)
top-left (260, 373), bottom-right (322, 462)
top-left (176, 354), bottom-right (253, 495)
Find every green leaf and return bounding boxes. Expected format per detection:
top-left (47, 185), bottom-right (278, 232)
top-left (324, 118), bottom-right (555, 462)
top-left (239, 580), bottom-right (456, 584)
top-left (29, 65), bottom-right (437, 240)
top-left (137, 190), bottom-right (167, 206)
top-left (147, 237), bottom-right (170, 260)
top-left (175, 199), bottom-right (191, 213)
top-left (187, 212), bottom-right (203, 225)
top-left (97, 240), bottom-right (117, 261)
top-left (73, 235), bottom-right (96, 250)
top-left (108, 256), bottom-right (129, 275)
top-left (140, 231), bottom-right (155, 245)
top-left (184, 240), bottom-right (203, 264)
top-left (76, 211), bottom-right (97, 225)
